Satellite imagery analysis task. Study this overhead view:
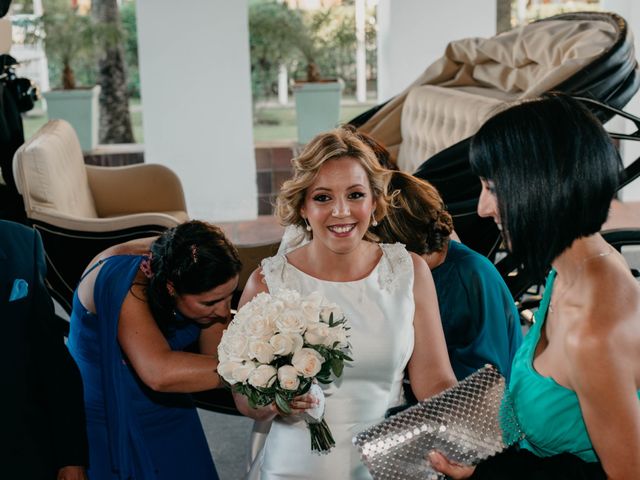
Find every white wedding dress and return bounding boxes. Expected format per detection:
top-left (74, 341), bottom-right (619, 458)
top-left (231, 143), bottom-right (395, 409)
top-left (254, 243), bottom-right (415, 479)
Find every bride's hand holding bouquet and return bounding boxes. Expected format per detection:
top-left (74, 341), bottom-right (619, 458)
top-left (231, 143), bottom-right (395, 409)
top-left (217, 288), bottom-right (352, 452)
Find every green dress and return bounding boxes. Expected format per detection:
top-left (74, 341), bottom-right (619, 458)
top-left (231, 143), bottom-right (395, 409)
top-left (509, 269), bottom-right (639, 462)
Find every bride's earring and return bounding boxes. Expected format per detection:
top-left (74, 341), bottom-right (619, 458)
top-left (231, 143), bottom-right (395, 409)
top-left (304, 217), bottom-right (312, 232)
top-left (371, 211), bottom-right (378, 227)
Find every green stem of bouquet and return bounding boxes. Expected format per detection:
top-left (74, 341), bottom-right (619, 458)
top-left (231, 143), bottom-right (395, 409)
top-left (308, 419), bottom-right (336, 452)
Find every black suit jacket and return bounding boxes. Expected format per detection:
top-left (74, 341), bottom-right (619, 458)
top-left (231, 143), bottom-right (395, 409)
top-left (0, 220), bottom-right (88, 478)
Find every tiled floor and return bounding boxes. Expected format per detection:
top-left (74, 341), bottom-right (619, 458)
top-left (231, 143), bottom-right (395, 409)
top-left (200, 409), bottom-right (253, 480)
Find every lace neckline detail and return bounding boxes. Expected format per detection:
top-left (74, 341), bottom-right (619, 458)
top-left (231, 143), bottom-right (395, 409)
top-left (261, 243), bottom-right (412, 293)
top-left (283, 248), bottom-right (383, 285)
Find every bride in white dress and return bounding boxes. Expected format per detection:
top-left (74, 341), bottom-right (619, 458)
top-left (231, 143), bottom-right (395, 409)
top-left (234, 128), bottom-right (456, 479)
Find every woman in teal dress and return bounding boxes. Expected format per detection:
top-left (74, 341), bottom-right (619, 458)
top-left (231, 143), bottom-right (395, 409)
top-left (68, 221), bottom-right (242, 480)
top-left (430, 94), bottom-right (640, 479)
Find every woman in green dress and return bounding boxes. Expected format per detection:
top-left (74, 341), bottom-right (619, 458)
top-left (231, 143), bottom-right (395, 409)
top-left (430, 94), bottom-right (640, 479)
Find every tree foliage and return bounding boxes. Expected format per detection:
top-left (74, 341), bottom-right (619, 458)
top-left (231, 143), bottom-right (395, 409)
top-left (92, 0), bottom-right (134, 144)
top-left (38, 0), bottom-right (119, 89)
top-left (120, 0), bottom-right (140, 99)
top-left (249, 1), bottom-right (377, 102)
top-left (249, 2), bottom-right (305, 99)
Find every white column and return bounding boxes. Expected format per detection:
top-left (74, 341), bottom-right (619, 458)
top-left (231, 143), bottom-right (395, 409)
top-left (33, 0), bottom-right (43, 15)
top-left (516, 0), bottom-right (527, 25)
top-left (9, 0), bottom-right (50, 93)
top-left (376, 0), bottom-right (497, 102)
top-left (278, 64), bottom-right (289, 105)
top-left (602, 0), bottom-right (640, 200)
top-left (355, 0), bottom-right (367, 103)
top-left (136, 0), bottom-right (257, 221)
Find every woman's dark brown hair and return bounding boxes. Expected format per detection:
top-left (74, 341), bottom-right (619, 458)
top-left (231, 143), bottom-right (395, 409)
top-left (146, 220), bottom-right (242, 331)
top-left (373, 171), bottom-right (453, 254)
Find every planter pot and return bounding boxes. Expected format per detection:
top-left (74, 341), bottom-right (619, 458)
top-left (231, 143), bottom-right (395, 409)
top-left (44, 85), bottom-right (101, 151)
top-left (293, 80), bottom-right (343, 144)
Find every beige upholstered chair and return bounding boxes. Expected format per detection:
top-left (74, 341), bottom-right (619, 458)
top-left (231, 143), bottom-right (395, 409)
top-left (12, 119), bottom-right (189, 313)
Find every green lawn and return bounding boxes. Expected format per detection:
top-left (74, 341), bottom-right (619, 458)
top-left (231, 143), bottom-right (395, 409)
top-left (22, 100), bottom-right (375, 144)
top-left (253, 103), bottom-right (374, 142)
top-left (22, 98), bottom-right (145, 143)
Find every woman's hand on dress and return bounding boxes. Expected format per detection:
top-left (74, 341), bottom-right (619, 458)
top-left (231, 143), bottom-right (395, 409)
top-left (428, 451), bottom-right (475, 479)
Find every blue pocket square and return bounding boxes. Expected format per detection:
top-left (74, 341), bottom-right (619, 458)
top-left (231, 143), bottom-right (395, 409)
top-left (9, 278), bottom-right (29, 302)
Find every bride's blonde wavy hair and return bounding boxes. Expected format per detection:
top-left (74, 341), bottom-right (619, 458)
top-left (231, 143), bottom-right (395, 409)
top-left (276, 127), bottom-right (392, 242)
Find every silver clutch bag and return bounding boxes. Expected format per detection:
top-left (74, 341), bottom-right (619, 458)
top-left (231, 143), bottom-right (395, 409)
top-left (353, 365), bottom-right (524, 479)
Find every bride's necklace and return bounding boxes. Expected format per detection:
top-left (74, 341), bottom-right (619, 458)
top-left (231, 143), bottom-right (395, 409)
top-left (548, 248), bottom-right (613, 314)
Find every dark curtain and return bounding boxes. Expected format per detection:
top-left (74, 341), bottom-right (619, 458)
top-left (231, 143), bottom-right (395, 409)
top-left (0, 80), bottom-right (26, 223)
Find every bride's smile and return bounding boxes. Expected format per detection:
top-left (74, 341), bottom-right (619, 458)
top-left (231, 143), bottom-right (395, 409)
top-left (327, 223), bottom-right (357, 236)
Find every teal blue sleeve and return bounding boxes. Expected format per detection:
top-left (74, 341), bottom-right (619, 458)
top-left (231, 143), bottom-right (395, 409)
top-left (435, 250), bottom-right (522, 381)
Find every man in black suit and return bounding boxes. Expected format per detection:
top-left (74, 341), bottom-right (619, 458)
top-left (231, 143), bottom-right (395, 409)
top-left (1, 220), bottom-right (88, 479)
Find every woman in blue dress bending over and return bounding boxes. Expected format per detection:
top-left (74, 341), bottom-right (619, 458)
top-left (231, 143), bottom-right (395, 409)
top-left (68, 220), bottom-right (241, 480)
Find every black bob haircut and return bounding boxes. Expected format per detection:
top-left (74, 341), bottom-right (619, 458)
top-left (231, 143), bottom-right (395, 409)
top-left (469, 93), bottom-right (622, 281)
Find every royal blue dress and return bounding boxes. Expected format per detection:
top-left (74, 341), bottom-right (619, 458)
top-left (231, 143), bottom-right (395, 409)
top-left (67, 255), bottom-right (218, 480)
top-left (431, 240), bottom-right (522, 381)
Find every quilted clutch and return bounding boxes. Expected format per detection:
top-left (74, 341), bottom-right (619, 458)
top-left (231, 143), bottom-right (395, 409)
top-left (353, 365), bottom-right (524, 479)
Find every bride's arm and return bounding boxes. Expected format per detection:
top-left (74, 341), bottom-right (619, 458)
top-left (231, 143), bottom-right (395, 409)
top-left (407, 253), bottom-right (457, 400)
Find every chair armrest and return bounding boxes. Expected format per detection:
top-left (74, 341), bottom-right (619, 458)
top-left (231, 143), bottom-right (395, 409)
top-left (29, 206), bottom-right (181, 233)
top-left (86, 164), bottom-right (188, 218)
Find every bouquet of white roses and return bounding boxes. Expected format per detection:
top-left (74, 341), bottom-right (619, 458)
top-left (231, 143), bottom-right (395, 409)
top-left (217, 288), bottom-right (352, 452)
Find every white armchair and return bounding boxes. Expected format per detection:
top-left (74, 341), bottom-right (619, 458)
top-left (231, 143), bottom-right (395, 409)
top-left (12, 119), bottom-right (188, 312)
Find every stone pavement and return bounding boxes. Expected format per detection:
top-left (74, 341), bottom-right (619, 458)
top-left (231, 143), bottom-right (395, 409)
top-left (200, 409), bottom-right (254, 480)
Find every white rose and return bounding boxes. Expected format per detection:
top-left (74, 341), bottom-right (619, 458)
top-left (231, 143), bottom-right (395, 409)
top-left (291, 348), bottom-right (324, 378)
top-left (274, 289), bottom-right (302, 308)
top-left (264, 298), bottom-right (285, 317)
top-left (305, 291), bottom-right (325, 308)
top-left (248, 339), bottom-right (276, 364)
top-left (238, 300), bottom-right (258, 315)
top-left (219, 330), bottom-right (249, 362)
top-left (275, 309), bottom-right (307, 334)
top-left (321, 326), bottom-right (348, 348)
top-left (234, 292), bottom-right (275, 326)
top-left (326, 325), bottom-right (349, 348)
top-left (226, 317), bottom-right (244, 333)
top-left (231, 361), bottom-right (256, 383)
top-left (277, 365), bottom-right (301, 391)
top-left (300, 292), bottom-right (324, 324)
top-left (270, 333), bottom-right (304, 356)
top-left (289, 333), bottom-right (304, 354)
top-left (245, 313), bottom-right (276, 339)
top-left (304, 322), bottom-right (330, 346)
top-left (269, 333), bottom-right (294, 356)
top-left (248, 364), bottom-right (277, 388)
top-left (251, 292), bottom-right (272, 307)
top-left (217, 361), bottom-right (242, 384)
top-left (319, 303), bottom-right (344, 324)
top-left (300, 301), bottom-right (320, 325)
top-left (218, 347), bottom-right (230, 363)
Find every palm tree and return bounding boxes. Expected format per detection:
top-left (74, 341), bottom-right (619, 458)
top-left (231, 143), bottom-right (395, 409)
top-left (92, 0), bottom-right (134, 143)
